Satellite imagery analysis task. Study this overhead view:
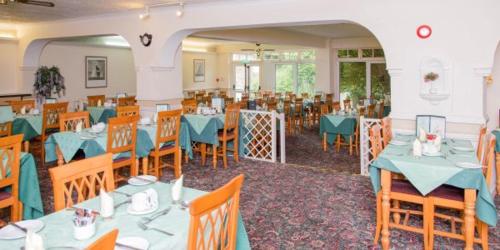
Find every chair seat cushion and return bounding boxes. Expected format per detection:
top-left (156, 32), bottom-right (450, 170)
top-left (429, 185), bottom-right (464, 202)
top-left (391, 179), bottom-right (421, 196)
top-left (0, 191), bottom-right (12, 201)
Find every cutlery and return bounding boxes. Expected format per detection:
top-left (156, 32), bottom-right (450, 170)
top-left (114, 190), bottom-right (132, 197)
top-left (180, 200), bottom-right (190, 210)
top-left (22, 247), bottom-right (80, 250)
top-left (137, 221), bottom-right (174, 236)
top-left (9, 222), bottom-right (27, 233)
top-left (114, 199), bottom-right (131, 209)
top-left (142, 207), bottom-right (172, 224)
top-left (115, 243), bottom-right (143, 250)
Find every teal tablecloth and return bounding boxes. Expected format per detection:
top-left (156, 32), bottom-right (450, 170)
top-left (44, 129), bottom-right (151, 163)
top-left (12, 115), bottom-right (42, 141)
top-left (0, 106), bottom-right (14, 123)
top-left (369, 136), bottom-right (497, 226)
top-left (138, 122), bottom-right (193, 159)
top-left (18, 153), bottom-right (44, 219)
top-left (87, 106), bottom-right (116, 124)
top-left (319, 114), bottom-right (357, 143)
top-left (0, 182), bottom-right (251, 249)
top-left (383, 105), bottom-right (391, 117)
top-left (493, 129), bottom-right (500, 152)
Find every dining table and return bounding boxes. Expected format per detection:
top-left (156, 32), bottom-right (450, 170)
top-left (0, 181), bottom-right (251, 249)
top-left (370, 135), bottom-right (497, 249)
top-left (11, 114), bottom-right (42, 142)
top-left (87, 106), bottom-right (117, 124)
top-left (319, 113), bottom-right (357, 144)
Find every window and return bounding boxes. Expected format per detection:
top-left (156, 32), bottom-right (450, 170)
top-left (339, 62), bottom-right (366, 104)
top-left (275, 63), bottom-right (316, 96)
top-left (263, 52), bottom-right (280, 61)
top-left (275, 64), bottom-right (295, 93)
top-left (297, 63), bottom-right (316, 96)
top-left (281, 51), bottom-right (299, 61)
top-left (300, 50), bottom-right (316, 61)
top-left (338, 49), bottom-right (358, 58)
top-left (232, 53), bottom-right (259, 62)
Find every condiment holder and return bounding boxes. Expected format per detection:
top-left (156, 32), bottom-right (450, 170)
top-left (73, 208), bottom-right (97, 240)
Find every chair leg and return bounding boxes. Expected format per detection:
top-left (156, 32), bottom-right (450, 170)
top-left (392, 200), bottom-right (401, 224)
top-left (374, 191), bottom-right (382, 244)
top-left (154, 155), bottom-right (160, 178)
top-left (11, 200), bottom-right (20, 222)
top-left (428, 198), bottom-right (435, 250)
top-left (480, 221), bottom-right (489, 250)
top-left (349, 136), bottom-right (353, 156)
top-left (174, 149), bottom-right (181, 178)
top-left (184, 151), bottom-right (189, 164)
top-left (212, 145), bottom-right (217, 169)
top-left (40, 135), bottom-right (45, 164)
top-left (423, 199), bottom-right (429, 250)
top-left (23, 140), bottom-right (29, 153)
top-left (234, 138), bottom-right (239, 163)
top-left (335, 135), bottom-right (341, 153)
top-left (222, 141), bottom-right (228, 169)
top-left (323, 132), bottom-right (327, 151)
top-left (142, 157), bottom-right (149, 175)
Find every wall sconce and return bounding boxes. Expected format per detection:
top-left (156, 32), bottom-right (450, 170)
top-left (139, 6), bottom-right (150, 20)
top-left (485, 75), bottom-right (493, 85)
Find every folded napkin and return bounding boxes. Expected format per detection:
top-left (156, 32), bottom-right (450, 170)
top-left (75, 121), bottom-right (83, 133)
top-left (171, 175), bottom-right (184, 202)
top-left (25, 230), bottom-right (44, 250)
top-left (418, 127), bottom-right (427, 142)
top-left (434, 135), bottom-right (442, 151)
top-left (20, 106), bottom-right (27, 115)
top-left (91, 122), bottom-right (106, 132)
top-left (100, 188), bottom-right (114, 218)
top-left (413, 139), bottom-right (422, 157)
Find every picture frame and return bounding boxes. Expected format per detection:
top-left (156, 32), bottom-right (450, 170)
top-left (193, 59), bottom-right (205, 82)
top-left (85, 56), bottom-right (107, 88)
top-left (416, 115), bottom-right (446, 138)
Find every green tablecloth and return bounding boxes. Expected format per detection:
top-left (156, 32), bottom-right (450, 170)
top-left (369, 136), bottom-right (497, 226)
top-left (18, 153), bottom-right (44, 219)
top-left (383, 105), bottom-right (391, 117)
top-left (44, 129), bottom-right (152, 163)
top-left (12, 115), bottom-right (42, 141)
top-left (138, 122), bottom-right (193, 159)
top-left (87, 106), bottom-right (116, 124)
top-left (493, 129), bottom-right (500, 152)
top-left (0, 182), bottom-right (251, 249)
top-left (0, 106), bottom-right (14, 123)
top-left (319, 114), bottom-right (357, 143)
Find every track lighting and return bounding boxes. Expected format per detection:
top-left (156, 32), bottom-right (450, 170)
top-left (139, 6), bottom-right (150, 20)
top-left (176, 2), bottom-right (184, 17)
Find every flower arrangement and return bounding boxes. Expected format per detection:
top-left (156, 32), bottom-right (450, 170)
top-left (424, 72), bottom-right (439, 82)
top-left (33, 66), bottom-right (66, 102)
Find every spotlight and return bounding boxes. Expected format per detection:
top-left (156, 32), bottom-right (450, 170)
top-left (139, 6), bottom-right (150, 20)
top-left (176, 2), bottom-right (184, 17)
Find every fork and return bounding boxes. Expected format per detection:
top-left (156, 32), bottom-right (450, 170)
top-left (142, 207), bottom-right (171, 224)
top-left (137, 221), bottom-right (174, 236)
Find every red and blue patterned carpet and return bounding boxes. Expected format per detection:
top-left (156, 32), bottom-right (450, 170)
top-left (31, 127), bottom-right (499, 249)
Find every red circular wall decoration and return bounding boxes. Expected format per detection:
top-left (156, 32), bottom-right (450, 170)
top-left (417, 25), bottom-right (432, 39)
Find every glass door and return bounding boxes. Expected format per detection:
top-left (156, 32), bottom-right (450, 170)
top-left (339, 62), bottom-right (366, 105)
top-left (275, 64), bottom-right (295, 94)
top-left (234, 64), bottom-right (260, 99)
top-left (369, 62), bottom-right (390, 101)
top-left (248, 65), bottom-right (260, 93)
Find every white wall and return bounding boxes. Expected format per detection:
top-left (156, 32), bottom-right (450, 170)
top-left (182, 51), bottom-right (218, 90)
top-left (0, 40), bottom-right (19, 94)
top-left (39, 43), bottom-right (136, 104)
top-left (487, 43), bottom-right (500, 130)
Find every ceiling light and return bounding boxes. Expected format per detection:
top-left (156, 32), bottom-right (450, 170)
top-left (139, 6), bottom-right (150, 20)
top-left (176, 2), bottom-right (184, 17)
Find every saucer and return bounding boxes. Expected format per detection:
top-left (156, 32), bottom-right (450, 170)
top-left (0, 220), bottom-right (44, 240)
top-left (423, 151), bottom-right (443, 157)
top-left (389, 140), bottom-right (409, 146)
top-left (127, 203), bottom-right (159, 215)
top-left (128, 175), bottom-right (157, 186)
top-left (115, 236), bottom-right (150, 250)
top-left (452, 146), bottom-right (474, 152)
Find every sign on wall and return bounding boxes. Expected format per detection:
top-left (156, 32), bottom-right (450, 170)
top-left (193, 59), bottom-right (205, 82)
top-left (86, 56), bottom-right (107, 88)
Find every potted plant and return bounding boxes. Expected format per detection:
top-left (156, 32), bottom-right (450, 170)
top-left (33, 66), bottom-right (66, 106)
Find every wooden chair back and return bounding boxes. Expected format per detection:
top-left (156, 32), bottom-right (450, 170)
top-left (0, 122), bottom-right (12, 137)
top-left (266, 101), bottom-right (277, 111)
top-left (106, 116), bottom-right (138, 157)
top-left (50, 153), bottom-right (115, 211)
top-left (367, 104), bottom-right (376, 118)
top-left (116, 105), bottom-right (140, 117)
top-left (378, 100), bottom-right (385, 119)
top-left (381, 117), bottom-right (393, 148)
top-left (8, 100), bottom-right (35, 114)
top-left (313, 95), bottom-right (321, 106)
top-left (195, 94), bottom-right (205, 103)
top-left (283, 100), bottom-right (291, 118)
top-left (197, 90), bottom-right (206, 96)
top-left (343, 99), bottom-right (351, 110)
top-left (369, 124), bottom-right (383, 158)
top-left (117, 96), bottom-right (136, 107)
top-left (332, 101), bottom-right (341, 112)
top-left (59, 111), bottom-right (90, 132)
top-left (187, 174), bottom-right (244, 250)
top-left (237, 101), bottom-right (248, 110)
top-left (42, 102), bottom-right (69, 132)
top-left (320, 104), bottom-right (329, 116)
top-left (224, 97), bottom-right (234, 106)
top-left (476, 126), bottom-right (487, 161)
top-left (359, 106), bottom-right (366, 116)
top-left (326, 93), bottom-right (333, 103)
top-left (155, 110), bottom-right (182, 149)
top-left (182, 99), bottom-right (197, 115)
top-left (301, 93), bottom-right (309, 99)
top-left (294, 98), bottom-right (303, 118)
top-left (186, 91), bottom-right (196, 98)
top-left (0, 135), bottom-right (22, 200)
top-left (87, 229), bottom-right (118, 250)
top-left (87, 95), bottom-right (105, 107)
top-left (482, 136), bottom-right (496, 189)
top-left (222, 104), bottom-right (240, 137)
top-left (219, 91), bottom-right (227, 97)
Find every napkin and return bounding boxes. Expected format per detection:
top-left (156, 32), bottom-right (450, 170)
top-left (75, 121), bottom-right (83, 133)
top-left (99, 188), bottom-right (114, 218)
top-left (171, 175), bottom-right (184, 202)
top-left (20, 106), bottom-right (26, 115)
top-left (413, 139), bottom-right (422, 157)
top-left (25, 230), bottom-right (44, 250)
top-left (97, 99), bottom-right (102, 107)
top-left (144, 188), bottom-right (159, 207)
top-left (434, 135), bottom-right (442, 151)
top-left (91, 122), bottom-right (105, 133)
top-left (418, 127), bottom-right (427, 142)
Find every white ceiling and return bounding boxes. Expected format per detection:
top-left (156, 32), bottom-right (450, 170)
top-left (280, 23), bottom-right (373, 38)
top-left (0, 0), bottom-right (225, 23)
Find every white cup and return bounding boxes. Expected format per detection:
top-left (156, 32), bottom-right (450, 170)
top-left (132, 192), bottom-right (153, 211)
top-left (73, 221), bottom-right (96, 240)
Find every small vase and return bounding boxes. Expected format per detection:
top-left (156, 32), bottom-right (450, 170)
top-left (429, 81), bottom-right (438, 94)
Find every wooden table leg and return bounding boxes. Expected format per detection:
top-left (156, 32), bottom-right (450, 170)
top-left (56, 146), bottom-right (64, 166)
top-left (323, 132), bottom-right (327, 151)
top-left (200, 143), bottom-right (207, 166)
top-left (142, 157), bottom-right (148, 175)
top-left (464, 189), bottom-right (476, 250)
top-left (381, 170), bottom-right (391, 250)
top-left (23, 140), bottom-right (29, 153)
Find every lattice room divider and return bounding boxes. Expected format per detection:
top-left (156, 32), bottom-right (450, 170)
top-left (359, 116), bottom-right (382, 176)
top-left (240, 110), bottom-right (286, 163)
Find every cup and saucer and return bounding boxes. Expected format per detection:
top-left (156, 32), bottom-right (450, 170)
top-left (127, 189), bottom-right (159, 215)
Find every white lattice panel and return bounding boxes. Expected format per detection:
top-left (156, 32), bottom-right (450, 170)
top-left (240, 110), bottom-right (285, 163)
top-left (360, 116), bottom-right (382, 176)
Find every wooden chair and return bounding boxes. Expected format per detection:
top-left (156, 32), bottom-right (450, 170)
top-left (311, 95), bottom-right (322, 125)
top-left (301, 93), bottom-right (309, 99)
top-left (283, 100), bottom-right (292, 134)
top-left (224, 97), bottom-right (234, 106)
top-left (381, 117), bottom-right (392, 148)
top-left (476, 126), bottom-right (487, 162)
top-left (195, 94), bottom-right (205, 104)
top-left (343, 99), bottom-right (351, 110)
top-left (87, 229), bottom-right (118, 250)
top-left (214, 104), bottom-right (240, 168)
top-left (50, 153), bottom-right (115, 211)
top-left (186, 91), bottom-right (196, 98)
top-left (87, 95), bottom-right (105, 107)
top-left (325, 93), bottom-right (333, 113)
top-left (41, 102), bottom-right (68, 163)
top-left (0, 134), bottom-right (23, 222)
top-left (371, 125), bottom-right (430, 249)
top-left (359, 106), bottom-right (366, 116)
top-left (0, 122), bottom-right (12, 138)
top-left (187, 174), bottom-right (244, 250)
top-left (117, 96), bottom-right (136, 106)
top-left (59, 111), bottom-right (90, 132)
top-left (182, 99), bottom-right (197, 114)
top-left (428, 136), bottom-right (496, 250)
top-left (219, 90), bottom-right (227, 98)
top-left (147, 110), bottom-right (182, 178)
top-left (367, 104), bottom-right (376, 118)
top-left (116, 105), bottom-right (140, 117)
top-left (320, 104), bottom-right (329, 116)
top-left (292, 98), bottom-right (304, 133)
top-left (332, 101), bottom-right (341, 112)
top-left (266, 101), bottom-right (277, 111)
top-left (378, 100), bottom-right (385, 119)
top-left (107, 116), bottom-right (139, 184)
top-left (8, 100), bottom-right (35, 114)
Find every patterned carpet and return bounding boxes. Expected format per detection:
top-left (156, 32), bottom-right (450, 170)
top-left (27, 126), bottom-right (500, 249)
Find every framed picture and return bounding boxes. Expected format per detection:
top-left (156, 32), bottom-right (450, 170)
top-left (85, 56), bottom-right (107, 88)
top-left (416, 115), bottom-right (446, 138)
top-left (193, 59), bottom-right (205, 82)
